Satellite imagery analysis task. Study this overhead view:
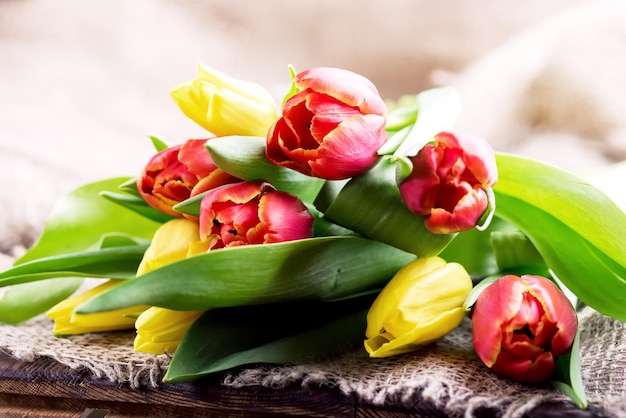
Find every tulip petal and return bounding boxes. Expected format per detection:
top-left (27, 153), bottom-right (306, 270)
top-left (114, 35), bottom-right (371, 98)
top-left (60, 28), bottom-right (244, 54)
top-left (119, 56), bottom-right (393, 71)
top-left (435, 132), bottom-right (498, 187)
top-left (400, 132), bottom-right (497, 234)
top-left (364, 257), bottom-right (472, 358)
top-left (295, 67), bottom-right (387, 116)
top-left (491, 350), bottom-right (555, 383)
top-left (171, 64), bottom-right (277, 137)
top-left (365, 307), bottom-right (467, 358)
top-left (309, 114), bottom-right (387, 180)
top-left (136, 218), bottom-right (201, 276)
top-left (258, 192), bottom-right (314, 243)
top-left (471, 275), bottom-right (525, 367)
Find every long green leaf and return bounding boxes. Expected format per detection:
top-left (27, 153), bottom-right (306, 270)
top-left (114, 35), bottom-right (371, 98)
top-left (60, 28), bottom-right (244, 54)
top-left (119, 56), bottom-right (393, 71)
top-left (15, 178), bottom-right (160, 265)
top-left (321, 158), bottom-right (455, 257)
top-left (99, 191), bottom-right (174, 224)
top-left (494, 153), bottom-right (626, 320)
top-left (76, 236), bottom-right (415, 313)
top-left (0, 278), bottom-right (83, 324)
top-left (165, 297), bottom-right (371, 382)
top-left (205, 136), bottom-right (325, 203)
top-left (0, 245), bottom-right (149, 286)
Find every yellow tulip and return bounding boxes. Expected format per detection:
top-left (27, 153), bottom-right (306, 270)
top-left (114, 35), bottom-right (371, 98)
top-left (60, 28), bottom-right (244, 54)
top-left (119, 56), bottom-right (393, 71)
top-left (46, 280), bottom-right (147, 336)
top-left (136, 218), bottom-right (204, 275)
top-left (170, 64), bottom-right (277, 137)
top-left (134, 218), bottom-right (206, 354)
top-left (364, 257), bottom-right (472, 358)
top-left (134, 307), bottom-right (204, 354)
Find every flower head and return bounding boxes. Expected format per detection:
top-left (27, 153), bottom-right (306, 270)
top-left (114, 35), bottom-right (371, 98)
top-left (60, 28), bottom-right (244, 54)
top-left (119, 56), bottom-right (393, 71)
top-left (364, 257), bottom-right (473, 358)
top-left (170, 64), bottom-right (277, 137)
top-left (137, 138), bottom-right (240, 216)
top-left (46, 280), bottom-right (147, 335)
top-left (134, 307), bottom-right (204, 354)
top-left (266, 67), bottom-right (388, 180)
top-left (136, 217), bottom-right (204, 275)
top-left (471, 274), bottom-right (578, 382)
top-left (198, 180), bottom-right (314, 250)
top-left (399, 131), bottom-right (497, 234)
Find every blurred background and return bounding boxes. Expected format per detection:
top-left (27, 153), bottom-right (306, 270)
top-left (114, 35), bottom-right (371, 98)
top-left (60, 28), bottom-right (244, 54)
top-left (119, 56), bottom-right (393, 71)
top-left (1, 0), bottom-right (625, 254)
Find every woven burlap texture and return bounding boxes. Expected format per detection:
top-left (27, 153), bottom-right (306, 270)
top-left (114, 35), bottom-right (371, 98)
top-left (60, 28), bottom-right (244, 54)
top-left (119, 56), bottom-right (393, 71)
top-left (0, 302), bottom-right (624, 418)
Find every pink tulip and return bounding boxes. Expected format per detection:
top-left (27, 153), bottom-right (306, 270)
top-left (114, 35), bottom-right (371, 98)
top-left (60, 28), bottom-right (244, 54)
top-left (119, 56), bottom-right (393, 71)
top-left (138, 138), bottom-right (240, 216)
top-left (471, 274), bottom-right (578, 383)
top-left (266, 67), bottom-right (388, 180)
top-left (198, 181), bottom-right (314, 250)
top-left (399, 131), bottom-right (497, 234)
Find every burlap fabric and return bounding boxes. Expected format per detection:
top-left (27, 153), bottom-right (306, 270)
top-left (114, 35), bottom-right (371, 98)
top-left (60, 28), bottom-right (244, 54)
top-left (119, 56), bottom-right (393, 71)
top-left (1, 1), bottom-right (625, 417)
top-left (0, 255), bottom-right (624, 418)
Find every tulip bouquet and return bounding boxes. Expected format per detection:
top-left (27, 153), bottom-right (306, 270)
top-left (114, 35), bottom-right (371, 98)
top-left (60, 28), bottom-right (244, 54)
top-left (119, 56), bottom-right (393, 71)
top-left (2, 63), bottom-right (626, 409)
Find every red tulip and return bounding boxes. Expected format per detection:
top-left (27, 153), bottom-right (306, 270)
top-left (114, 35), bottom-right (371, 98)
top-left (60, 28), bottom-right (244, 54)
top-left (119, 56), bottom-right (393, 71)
top-left (198, 181), bottom-right (314, 250)
top-left (138, 138), bottom-right (240, 216)
top-left (471, 274), bottom-right (578, 383)
top-left (266, 67), bottom-right (388, 180)
top-left (399, 131), bottom-right (497, 234)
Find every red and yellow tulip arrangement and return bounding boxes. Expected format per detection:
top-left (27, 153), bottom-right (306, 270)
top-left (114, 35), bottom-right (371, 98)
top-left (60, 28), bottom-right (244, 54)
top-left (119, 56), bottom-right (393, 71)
top-left (1, 63), bottom-right (625, 409)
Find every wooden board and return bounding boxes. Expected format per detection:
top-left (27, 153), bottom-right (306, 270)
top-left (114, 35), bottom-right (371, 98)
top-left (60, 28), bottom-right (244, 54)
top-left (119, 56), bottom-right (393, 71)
top-left (0, 353), bottom-right (607, 417)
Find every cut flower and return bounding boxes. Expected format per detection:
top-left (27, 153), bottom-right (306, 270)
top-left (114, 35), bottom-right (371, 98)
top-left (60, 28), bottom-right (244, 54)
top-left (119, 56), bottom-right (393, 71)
top-left (266, 67), bottom-right (388, 180)
top-left (399, 131), bottom-right (497, 234)
top-left (198, 180), bottom-right (314, 250)
top-left (364, 257), bottom-right (472, 358)
top-left (471, 274), bottom-right (578, 382)
top-left (46, 280), bottom-right (146, 336)
top-left (170, 64), bottom-right (277, 137)
top-left (137, 138), bottom-right (240, 217)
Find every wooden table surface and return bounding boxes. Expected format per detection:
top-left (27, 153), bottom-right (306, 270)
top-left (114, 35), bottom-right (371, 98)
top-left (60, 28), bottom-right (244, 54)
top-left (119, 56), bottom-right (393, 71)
top-left (0, 352), bottom-right (611, 418)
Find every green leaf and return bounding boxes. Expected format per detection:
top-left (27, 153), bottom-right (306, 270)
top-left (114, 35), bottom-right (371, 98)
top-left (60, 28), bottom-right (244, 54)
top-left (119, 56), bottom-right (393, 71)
top-left (76, 236), bottom-right (415, 313)
top-left (384, 97), bottom-right (418, 133)
top-left (321, 158), bottom-right (455, 257)
top-left (14, 178), bottom-right (160, 265)
top-left (164, 296), bottom-right (371, 382)
top-left (494, 153), bottom-right (626, 321)
top-left (96, 232), bottom-right (151, 249)
top-left (584, 160), bottom-right (626, 212)
top-left (117, 177), bottom-right (141, 195)
top-left (439, 217), bottom-right (512, 277)
top-left (378, 87), bottom-right (461, 157)
top-left (205, 136), bottom-right (325, 204)
top-left (0, 278), bottom-right (83, 324)
top-left (0, 245), bottom-right (149, 286)
top-left (171, 191), bottom-right (206, 218)
top-left (549, 330), bottom-right (588, 408)
top-left (149, 134), bottom-right (171, 152)
top-left (490, 229), bottom-right (546, 271)
top-left (281, 64), bottom-right (300, 107)
top-left (99, 191), bottom-right (174, 224)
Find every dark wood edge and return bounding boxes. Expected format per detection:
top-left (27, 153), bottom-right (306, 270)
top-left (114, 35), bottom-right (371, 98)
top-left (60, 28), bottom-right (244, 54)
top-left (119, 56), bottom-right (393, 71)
top-left (0, 352), bottom-right (613, 417)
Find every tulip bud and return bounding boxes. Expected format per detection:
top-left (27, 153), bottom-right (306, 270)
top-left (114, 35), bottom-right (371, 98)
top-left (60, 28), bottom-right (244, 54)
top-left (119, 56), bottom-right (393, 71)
top-left (198, 180), bottom-right (314, 250)
top-left (399, 131), bottom-right (497, 234)
top-left (136, 218), bottom-right (203, 276)
top-left (137, 138), bottom-right (240, 216)
top-left (134, 307), bottom-right (204, 354)
top-left (266, 67), bottom-right (388, 180)
top-left (471, 274), bottom-right (578, 382)
top-left (364, 257), bottom-right (472, 358)
top-left (133, 218), bottom-right (207, 354)
top-left (46, 280), bottom-right (147, 335)
top-left (170, 64), bottom-right (277, 137)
